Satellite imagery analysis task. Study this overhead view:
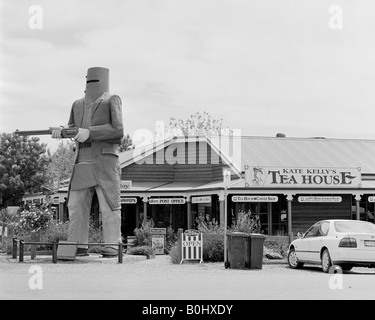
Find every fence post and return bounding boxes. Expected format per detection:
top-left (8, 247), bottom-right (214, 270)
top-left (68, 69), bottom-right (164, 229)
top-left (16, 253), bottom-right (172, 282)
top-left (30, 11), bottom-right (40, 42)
top-left (12, 238), bottom-right (17, 259)
top-left (177, 228), bottom-right (183, 264)
top-left (118, 242), bottom-right (123, 264)
top-left (1, 223), bottom-right (5, 245)
top-left (52, 241), bottom-right (57, 264)
top-left (31, 230), bottom-right (37, 260)
top-left (19, 240), bottom-right (24, 263)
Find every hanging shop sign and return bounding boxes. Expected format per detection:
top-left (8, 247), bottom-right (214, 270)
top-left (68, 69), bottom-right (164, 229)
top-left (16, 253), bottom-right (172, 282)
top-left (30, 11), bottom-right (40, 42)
top-left (232, 195), bottom-right (278, 202)
top-left (368, 197), bottom-right (375, 203)
top-left (120, 197), bottom-right (137, 204)
top-left (298, 196), bottom-right (342, 203)
top-left (120, 180), bottom-right (132, 190)
top-left (149, 198), bottom-right (186, 205)
top-left (191, 196), bottom-right (212, 204)
top-left (244, 166), bottom-right (362, 188)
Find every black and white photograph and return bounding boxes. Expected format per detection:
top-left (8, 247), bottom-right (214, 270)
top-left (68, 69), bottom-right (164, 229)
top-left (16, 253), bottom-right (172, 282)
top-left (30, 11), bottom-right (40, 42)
top-left (1, 0), bottom-right (375, 308)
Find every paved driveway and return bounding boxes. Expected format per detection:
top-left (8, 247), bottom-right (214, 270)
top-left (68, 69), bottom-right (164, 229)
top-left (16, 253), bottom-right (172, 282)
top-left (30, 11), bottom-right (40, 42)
top-left (1, 254), bottom-right (375, 300)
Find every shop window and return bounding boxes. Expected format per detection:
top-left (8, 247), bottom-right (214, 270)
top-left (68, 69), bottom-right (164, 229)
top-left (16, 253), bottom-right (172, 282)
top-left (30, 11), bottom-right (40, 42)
top-left (352, 196), bottom-right (375, 223)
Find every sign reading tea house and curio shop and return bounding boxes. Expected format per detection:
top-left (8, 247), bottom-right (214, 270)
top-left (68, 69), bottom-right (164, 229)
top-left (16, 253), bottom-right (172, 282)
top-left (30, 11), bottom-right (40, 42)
top-left (244, 166), bottom-right (362, 188)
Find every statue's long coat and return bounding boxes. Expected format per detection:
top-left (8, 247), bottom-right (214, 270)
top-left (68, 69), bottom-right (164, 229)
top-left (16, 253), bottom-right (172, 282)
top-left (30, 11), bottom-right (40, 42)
top-left (67, 92), bottom-right (124, 211)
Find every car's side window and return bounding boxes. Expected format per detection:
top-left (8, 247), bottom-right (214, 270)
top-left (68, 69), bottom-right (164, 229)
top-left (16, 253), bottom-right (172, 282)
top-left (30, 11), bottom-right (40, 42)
top-left (304, 223), bottom-right (321, 238)
top-left (316, 221), bottom-right (329, 236)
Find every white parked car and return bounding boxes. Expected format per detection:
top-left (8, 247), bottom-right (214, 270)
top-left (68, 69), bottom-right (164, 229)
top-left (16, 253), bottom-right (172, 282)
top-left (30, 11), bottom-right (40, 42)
top-left (288, 219), bottom-right (375, 272)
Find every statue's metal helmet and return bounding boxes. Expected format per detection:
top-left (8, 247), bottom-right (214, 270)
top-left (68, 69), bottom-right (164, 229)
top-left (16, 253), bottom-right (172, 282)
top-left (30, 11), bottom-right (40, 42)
top-left (84, 67), bottom-right (109, 102)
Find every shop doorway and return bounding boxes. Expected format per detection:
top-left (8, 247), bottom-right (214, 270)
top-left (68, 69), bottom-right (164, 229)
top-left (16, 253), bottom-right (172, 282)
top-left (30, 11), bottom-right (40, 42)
top-left (149, 204), bottom-right (187, 231)
top-left (121, 204), bottom-right (137, 237)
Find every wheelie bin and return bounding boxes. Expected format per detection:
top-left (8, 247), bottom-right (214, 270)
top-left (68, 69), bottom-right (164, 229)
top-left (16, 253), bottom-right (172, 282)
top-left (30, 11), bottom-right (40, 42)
top-left (227, 232), bottom-right (249, 269)
top-left (226, 232), bottom-right (266, 269)
top-left (248, 233), bottom-right (266, 269)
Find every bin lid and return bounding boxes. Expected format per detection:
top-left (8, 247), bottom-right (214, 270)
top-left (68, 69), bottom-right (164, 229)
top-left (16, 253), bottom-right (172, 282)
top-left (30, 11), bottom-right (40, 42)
top-left (227, 232), bottom-right (249, 237)
top-left (249, 233), bottom-right (267, 239)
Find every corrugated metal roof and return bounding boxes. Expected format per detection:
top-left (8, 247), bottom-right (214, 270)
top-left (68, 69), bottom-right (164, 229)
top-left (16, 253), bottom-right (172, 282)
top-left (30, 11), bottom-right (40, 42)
top-left (209, 136), bottom-right (375, 174)
top-left (148, 181), bottom-right (205, 191)
top-left (119, 135), bottom-right (375, 175)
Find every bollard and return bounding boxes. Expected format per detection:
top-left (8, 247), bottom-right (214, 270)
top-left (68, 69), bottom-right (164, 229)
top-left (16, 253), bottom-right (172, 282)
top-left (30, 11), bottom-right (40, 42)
top-left (31, 230), bottom-right (37, 260)
top-left (52, 241), bottom-right (57, 264)
top-left (118, 242), bottom-right (123, 264)
top-left (12, 238), bottom-right (18, 259)
top-left (19, 240), bottom-right (24, 263)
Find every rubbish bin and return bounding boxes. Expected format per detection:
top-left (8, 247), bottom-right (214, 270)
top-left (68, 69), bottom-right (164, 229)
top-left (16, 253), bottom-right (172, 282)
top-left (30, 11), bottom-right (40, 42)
top-left (226, 232), bottom-right (266, 269)
top-left (227, 232), bottom-right (249, 269)
top-left (248, 233), bottom-right (266, 269)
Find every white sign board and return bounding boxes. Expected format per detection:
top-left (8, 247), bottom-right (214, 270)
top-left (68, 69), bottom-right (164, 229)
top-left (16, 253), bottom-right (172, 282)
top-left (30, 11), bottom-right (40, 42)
top-left (192, 196), bottom-right (212, 204)
top-left (149, 198), bottom-right (186, 205)
top-left (244, 166), bottom-right (362, 188)
top-left (152, 235), bottom-right (165, 255)
top-left (121, 197), bottom-right (137, 204)
top-left (180, 230), bottom-right (203, 264)
top-left (298, 196), bottom-right (342, 203)
top-left (150, 228), bottom-right (167, 235)
top-left (369, 197), bottom-right (375, 203)
top-left (232, 195), bottom-right (278, 202)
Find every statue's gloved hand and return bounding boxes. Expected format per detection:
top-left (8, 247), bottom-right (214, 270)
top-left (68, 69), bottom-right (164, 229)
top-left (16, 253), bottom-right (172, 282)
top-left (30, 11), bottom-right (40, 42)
top-left (74, 128), bottom-right (90, 142)
top-left (50, 127), bottom-right (62, 139)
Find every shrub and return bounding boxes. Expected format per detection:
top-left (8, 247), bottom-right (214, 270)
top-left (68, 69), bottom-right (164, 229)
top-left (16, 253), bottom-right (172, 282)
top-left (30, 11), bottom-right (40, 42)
top-left (264, 240), bottom-right (289, 258)
top-left (133, 226), bottom-right (152, 246)
top-left (40, 220), bottom-right (69, 244)
top-left (88, 219), bottom-right (104, 244)
top-left (165, 227), bottom-right (178, 253)
top-left (203, 239), bottom-right (224, 262)
top-left (168, 243), bottom-right (180, 264)
top-left (168, 237), bottom-right (224, 264)
top-left (128, 245), bottom-right (154, 258)
top-left (196, 218), bottom-right (224, 234)
top-left (0, 240), bottom-right (13, 254)
top-left (14, 204), bottom-right (54, 232)
top-left (230, 210), bottom-right (261, 234)
top-left (133, 226), bottom-right (177, 254)
top-left (193, 212), bottom-right (262, 262)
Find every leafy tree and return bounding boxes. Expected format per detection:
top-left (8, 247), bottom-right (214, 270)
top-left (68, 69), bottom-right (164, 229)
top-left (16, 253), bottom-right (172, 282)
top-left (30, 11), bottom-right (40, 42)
top-left (168, 111), bottom-right (228, 137)
top-left (45, 140), bottom-right (75, 189)
top-left (0, 133), bottom-right (50, 208)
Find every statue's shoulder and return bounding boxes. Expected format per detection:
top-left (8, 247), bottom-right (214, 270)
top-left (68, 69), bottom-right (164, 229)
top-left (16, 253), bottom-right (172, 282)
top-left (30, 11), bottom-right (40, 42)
top-left (71, 97), bottom-right (84, 109)
top-left (108, 93), bottom-right (122, 107)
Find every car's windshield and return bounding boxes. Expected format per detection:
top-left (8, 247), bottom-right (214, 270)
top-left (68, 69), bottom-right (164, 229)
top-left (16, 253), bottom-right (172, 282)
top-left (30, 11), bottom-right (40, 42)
top-left (334, 221), bottom-right (375, 233)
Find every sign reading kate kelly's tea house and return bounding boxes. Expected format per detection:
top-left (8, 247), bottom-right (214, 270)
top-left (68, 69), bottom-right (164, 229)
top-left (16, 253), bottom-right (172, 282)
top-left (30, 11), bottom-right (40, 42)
top-left (244, 166), bottom-right (362, 188)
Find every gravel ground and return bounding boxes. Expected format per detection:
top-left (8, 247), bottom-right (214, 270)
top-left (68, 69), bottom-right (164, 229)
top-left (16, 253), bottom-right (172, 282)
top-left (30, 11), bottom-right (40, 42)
top-left (1, 252), bottom-right (375, 301)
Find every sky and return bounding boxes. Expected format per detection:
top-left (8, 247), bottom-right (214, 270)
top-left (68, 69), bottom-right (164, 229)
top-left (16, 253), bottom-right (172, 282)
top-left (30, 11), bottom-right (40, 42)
top-left (1, 0), bottom-right (375, 151)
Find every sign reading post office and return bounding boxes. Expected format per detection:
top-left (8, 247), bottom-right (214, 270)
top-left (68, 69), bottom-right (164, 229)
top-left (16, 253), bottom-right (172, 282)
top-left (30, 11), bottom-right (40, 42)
top-left (244, 166), bottom-right (362, 188)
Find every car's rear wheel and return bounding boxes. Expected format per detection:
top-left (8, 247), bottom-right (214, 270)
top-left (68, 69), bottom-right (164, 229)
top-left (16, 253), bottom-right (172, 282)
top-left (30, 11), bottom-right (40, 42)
top-left (288, 248), bottom-right (304, 269)
top-left (321, 249), bottom-right (332, 273)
